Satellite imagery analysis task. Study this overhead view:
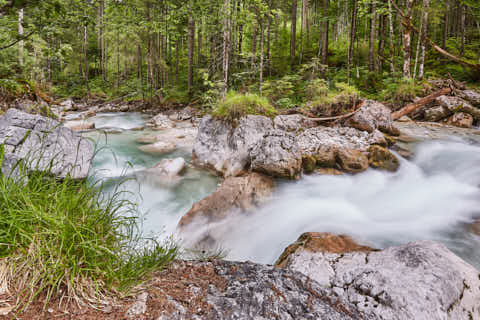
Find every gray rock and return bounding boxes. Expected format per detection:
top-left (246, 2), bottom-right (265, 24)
top-left (169, 107), bottom-right (195, 121)
top-left (249, 129), bottom-right (302, 179)
top-left (282, 240), bottom-right (480, 320)
top-left (457, 89), bottom-right (480, 107)
top-left (146, 157), bottom-right (185, 177)
top-left (436, 95), bottom-right (480, 120)
top-left (344, 100), bottom-right (399, 135)
top-left (156, 259), bottom-right (360, 320)
top-left (273, 114), bottom-right (317, 132)
top-left (149, 114), bottom-right (176, 130)
top-left (60, 98), bottom-right (75, 111)
top-left (125, 292), bottom-right (148, 319)
top-left (192, 115), bottom-right (273, 177)
top-left (424, 105), bottom-right (451, 122)
top-left (63, 119), bottom-right (95, 131)
top-left (0, 109), bottom-right (93, 179)
top-left (138, 141), bottom-right (176, 155)
top-left (446, 112), bottom-right (474, 128)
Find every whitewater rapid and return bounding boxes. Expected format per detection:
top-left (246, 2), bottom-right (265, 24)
top-left (86, 113), bottom-right (480, 268)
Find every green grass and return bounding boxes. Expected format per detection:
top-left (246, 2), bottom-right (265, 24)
top-left (213, 91), bottom-right (278, 122)
top-left (0, 144), bottom-right (177, 310)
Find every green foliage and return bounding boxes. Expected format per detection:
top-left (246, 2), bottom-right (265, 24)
top-left (0, 152), bottom-right (177, 308)
top-left (305, 79), bottom-right (329, 100)
top-left (308, 82), bottom-right (360, 117)
top-left (379, 77), bottom-right (423, 107)
top-left (213, 91), bottom-right (277, 121)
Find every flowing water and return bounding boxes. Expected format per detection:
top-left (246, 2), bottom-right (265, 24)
top-left (85, 113), bottom-right (480, 268)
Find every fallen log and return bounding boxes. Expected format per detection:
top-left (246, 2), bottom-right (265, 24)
top-left (392, 87), bottom-right (452, 120)
top-left (303, 108), bottom-right (361, 122)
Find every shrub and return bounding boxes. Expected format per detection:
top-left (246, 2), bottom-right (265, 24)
top-left (305, 79), bottom-right (329, 100)
top-left (308, 82), bottom-right (360, 117)
top-left (213, 91), bottom-right (277, 121)
top-left (0, 145), bottom-right (178, 310)
top-left (379, 77), bottom-right (423, 107)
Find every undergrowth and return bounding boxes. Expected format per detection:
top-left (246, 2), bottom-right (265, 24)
top-left (0, 144), bottom-right (178, 311)
top-left (213, 91), bottom-right (277, 121)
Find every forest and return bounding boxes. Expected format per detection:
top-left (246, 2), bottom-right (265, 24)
top-left (1, 0), bottom-right (479, 111)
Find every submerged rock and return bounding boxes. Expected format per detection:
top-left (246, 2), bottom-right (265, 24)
top-left (280, 240), bottom-right (480, 320)
top-left (446, 112), bottom-right (474, 128)
top-left (368, 145), bottom-right (400, 172)
top-left (192, 115), bottom-right (273, 177)
top-left (63, 119), bottom-right (95, 131)
top-left (138, 141), bottom-right (176, 155)
top-left (178, 172), bottom-right (274, 230)
top-left (0, 109), bottom-right (93, 179)
top-left (249, 130), bottom-right (302, 179)
top-left (344, 100), bottom-right (399, 136)
top-left (147, 158), bottom-right (185, 177)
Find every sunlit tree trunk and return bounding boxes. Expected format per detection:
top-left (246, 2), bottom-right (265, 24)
top-left (402, 0), bottom-right (414, 78)
top-left (290, 0), bottom-right (297, 70)
top-left (347, 0), bottom-right (358, 82)
top-left (418, 0), bottom-right (430, 80)
top-left (18, 8), bottom-right (24, 68)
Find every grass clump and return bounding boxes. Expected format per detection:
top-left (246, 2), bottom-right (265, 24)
top-left (0, 146), bottom-right (177, 310)
top-left (213, 91), bottom-right (277, 122)
top-left (307, 82), bottom-right (360, 117)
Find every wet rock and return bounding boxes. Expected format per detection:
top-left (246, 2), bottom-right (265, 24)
top-left (457, 89), bottom-right (480, 107)
top-left (273, 114), bottom-right (317, 132)
top-left (275, 232), bottom-right (375, 268)
top-left (249, 130), bottom-right (302, 179)
top-left (436, 95), bottom-right (480, 120)
top-left (344, 100), bottom-right (399, 136)
top-left (281, 240), bottom-right (480, 320)
top-left (368, 145), bottom-right (400, 172)
top-left (63, 120), bottom-right (95, 131)
top-left (178, 172), bottom-right (274, 229)
top-left (60, 98), bottom-right (75, 111)
top-left (148, 114), bottom-right (176, 130)
top-left (313, 168), bottom-right (345, 176)
top-left (146, 158), bottom-right (185, 177)
top-left (302, 155), bottom-right (317, 174)
top-left (138, 141), bottom-right (176, 155)
top-left (446, 112), bottom-right (474, 128)
top-left (336, 149), bottom-right (369, 173)
top-left (192, 115), bottom-right (273, 177)
top-left (0, 109), bottom-right (93, 179)
top-left (424, 105), bottom-right (451, 122)
top-left (396, 115), bottom-right (413, 122)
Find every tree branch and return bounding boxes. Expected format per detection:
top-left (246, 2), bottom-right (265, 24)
top-left (0, 30), bottom-right (35, 50)
top-left (391, 0), bottom-right (480, 72)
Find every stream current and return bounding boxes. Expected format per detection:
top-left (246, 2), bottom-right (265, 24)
top-left (85, 112), bottom-right (480, 268)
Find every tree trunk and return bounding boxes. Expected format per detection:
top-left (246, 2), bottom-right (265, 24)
top-left (368, 0), bottom-right (376, 72)
top-left (418, 0), bottom-right (429, 80)
top-left (387, 0), bottom-right (395, 73)
top-left (442, 1), bottom-right (449, 49)
top-left (347, 0), bottom-right (358, 82)
top-left (259, 22), bottom-right (264, 95)
top-left (321, 0), bottom-right (329, 65)
top-left (460, 4), bottom-right (465, 56)
top-left (378, 14), bottom-right (386, 71)
top-left (18, 8), bottom-right (23, 68)
top-left (223, 0), bottom-right (231, 96)
top-left (290, 0), bottom-right (297, 70)
top-left (252, 26), bottom-right (257, 70)
top-left (188, 15), bottom-right (195, 95)
top-left (402, 0), bottom-right (414, 78)
top-left (84, 23), bottom-right (89, 97)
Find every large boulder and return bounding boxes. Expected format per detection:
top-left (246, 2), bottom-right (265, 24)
top-left (138, 141), bottom-right (176, 155)
top-left (63, 119), bottom-right (95, 131)
top-left (436, 95), bottom-right (480, 120)
top-left (344, 100), bottom-right (399, 136)
top-left (249, 130), bottom-right (302, 179)
top-left (273, 114), bottom-right (317, 132)
top-left (457, 89), bottom-right (480, 107)
top-left (446, 112), bottom-right (474, 128)
top-left (280, 240), bottom-right (480, 320)
top-left (424, 105), bottom-right (451, 122)
top-left (145, 157), bottom-right (185, 177)
top-left (336, 149), bottom-right (369, 173)
top-left (152, 259), bottom-right (362, 320)
top-left (178, 172), bottom-right (274, 229)
top-left (192, 115), bottom-right (273, 177)
top-left (0, 109), bottom-right (93, 179)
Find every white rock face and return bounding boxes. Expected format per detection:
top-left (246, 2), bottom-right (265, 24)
top-left (273, 114), bottom-right (317, 132)
top-left (249, 129), bottom-right (302, 179)
top-left (344, 100), bottom-right (398, 135)
top-left (0, 109), bottom-right (93, 179)
top-left (282, 241), bottom-right (480, 320)
top-left (192, 115), bottom-right (274, 177)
